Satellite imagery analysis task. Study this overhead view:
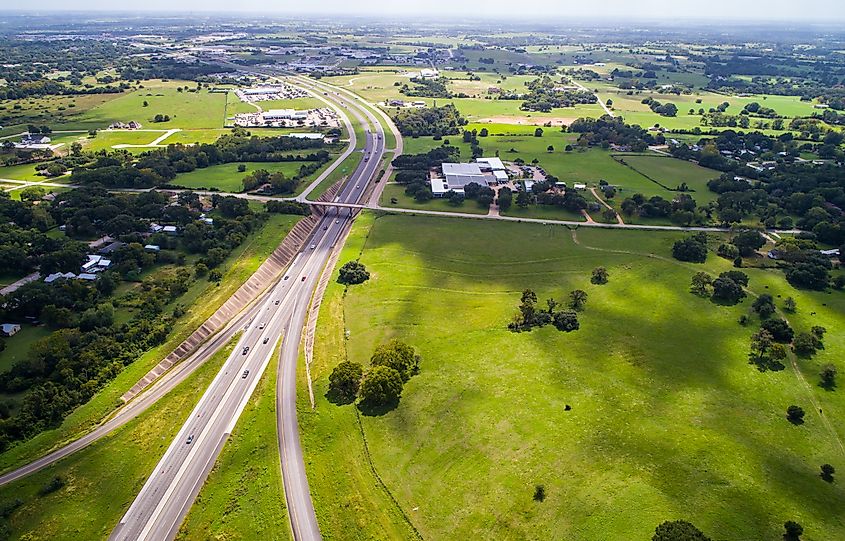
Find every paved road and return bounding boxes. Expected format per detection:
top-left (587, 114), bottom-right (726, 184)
top-left (110, 77), bottom-right (385, 541)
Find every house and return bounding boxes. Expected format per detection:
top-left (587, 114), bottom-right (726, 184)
top-left (387, 99), bottom-right (406, 107)
top-left (144, 244), bottom-right (161, 252)
top-left (21, 134), bottom-right (51, 145)
top-left (0, 323), bottom-right (20, 337)
top-left (98, 241), bottom-right (125, 255)
top-left (77, 273), bottom-right (98, 281)
top-left (44, 272), bottom-right (77, 283)
top-left (150, 223), bottom-right (164, 233)
top-left (200, 217), bottom-right (214, 225)
top-left (81, 255), bottom-right (102, 272)
top-left (573, 183), bottom-right (587, 190)
top-left (820, 248), bottom-right (840, 258)
top-left (412, 101), bottom-right (426, 108)
top-left (163, 225), bottom-right (178, 235)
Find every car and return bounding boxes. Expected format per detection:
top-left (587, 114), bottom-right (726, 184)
top-left (323, 225), bottom-right (328, 230)
top-left (274, 299), bottom-right (280, 305)
top-left (284, 275), bottom-right (289, 280)
top-left (263, 337), bottom-right (269, 344)
top-left (355, 184), bottom-right (361, 189)
top-left (242, 370), bottom-right (250, 379)
top-left (301, 276), bottom-right (306, 282)
top-left (259, 322), bottom-right (266, 329)
top-left (310, 244), bottom-right (316, 250)
top-left (364, 156), bottom-right (369, 161)
top-left (186, 435), bottom-right (194, 444)
top-left (242, 346), bottom-right (250, 355)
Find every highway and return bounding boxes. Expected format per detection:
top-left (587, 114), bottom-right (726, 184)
top-left (110, 80), bottom-right (386, 541)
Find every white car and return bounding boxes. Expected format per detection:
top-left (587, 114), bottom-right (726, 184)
top-left (310, 244), bottom-right (316, 250)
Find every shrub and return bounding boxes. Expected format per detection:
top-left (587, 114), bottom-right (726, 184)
top-left (786, 405), bottom-right (805, 424)
top-left (820, 463), bottom-right (835, 482)
top-left (783, 521), bottom-right (803, 540)
top-left (652, 520), bottom-right (711, 541)
top-left (591, 266), bottom-right (609, 285)
top-left (533, 484), bottom-right (546, 502)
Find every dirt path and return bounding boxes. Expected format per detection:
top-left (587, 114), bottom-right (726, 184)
top-left (589, 187), bottom-right (624, 225)
top-left (570, 229), bottom-right (845, 461)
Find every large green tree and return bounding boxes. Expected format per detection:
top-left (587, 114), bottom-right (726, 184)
top-left (359, 365), bottom-right (404, 407)
top-left (370, 339), bottom-right (419, 382)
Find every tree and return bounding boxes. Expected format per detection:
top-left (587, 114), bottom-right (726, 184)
top-left (732, 230), bottom-right (765, 256)
top-left (337, 261), bottom-right (370, 285)
top-left (652, 520), bottom-right (711, 541)
top-left (690, 272), bottom-right (712, 297)
top-left (552, 310), bottom-right (579, 332)
top-left (568, 289), bottom-right (588, 311)
top-left (793, 332), bottom-right (821, 356)
top-left (237, 163), bottom-right (247, 173)
top-left (547, 145), bottom-right (554, 152)
top-left (762, 318), bottom-right (794, 343)
top-left (358, 365), bottom-right (403, 407)
top-left (752, 294), bottom-right (776, 319)
top-left (787, 405), bottom-right (805, 424)
top-left (497, 187), bottom-right (513, 211)
top-left (820, 463), bottom-right (836, 482)
top-left (716, 243), bottom-right (740, 259)
top-left (711, 276), bottom-right (745, 304)
top-left (370, 339), bottom-right (419, 382)
top-left (533, 484), bottom-right (546, 502)
top-left (328, 361), bottom-right (363, 403)
top-left (820, 364), bottom-right (837, 389)
top-left (672, 234), bottom-right (708, 263)
top-left (783, 521), bottom-right (803, 540)
top-left (591, 267), bottom-right (609, 285)
top-left (534, 127), bottom-right (544, 137)
top-left (750, 329), bottom-right (774, 362)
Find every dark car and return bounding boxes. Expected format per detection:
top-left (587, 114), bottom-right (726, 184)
top-left (242, 346), bottom-right (250, 355)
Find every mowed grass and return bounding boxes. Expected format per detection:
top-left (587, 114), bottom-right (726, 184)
top-left (0, 336), bottom-right (236, 540)
top-left (172, 161), bottom-right (326, 193)
top-left (55, 81), bottom-right (230, 131)
top-left (614, 154), bottom-right (721, 204)
top-left (0, 163), bottom-right (48, 181)
top-left (380, 183), bottom-right (489, 215)
top-left (0, 213), bottom-right (303, 472)
top-left (177, 345), bottom-right (289, 541)
top-left (306, 213), bottom-right (845, 540)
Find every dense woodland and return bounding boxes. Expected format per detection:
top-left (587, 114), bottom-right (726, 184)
top-left (392, 104), bottom-right (467, 137)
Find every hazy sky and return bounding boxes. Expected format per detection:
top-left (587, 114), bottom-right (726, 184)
top-left (2, 0), bottom-right (844, 21)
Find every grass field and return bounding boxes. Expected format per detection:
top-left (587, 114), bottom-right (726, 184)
top-left (304, 213), bottom-right (845, 540)
top-left (0, 213), bottom-right (303, 472)
top-left (613, 154), bottom-right (721, 205)
top-left (172, 160), bottom-right (331, 193)
top-left (379, 183), bottom-right (490, 215)
top-left (0, 336), bottom-right (236, 540)
top-left (177, 344), bottom-right (289, 541)
top-left (0, 163), bottom-right (49, 181)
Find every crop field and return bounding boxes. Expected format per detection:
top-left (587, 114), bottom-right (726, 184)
top-left (304, 213), bottom-right (845, 541)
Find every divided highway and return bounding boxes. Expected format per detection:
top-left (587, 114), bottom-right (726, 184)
top-left (111, 81), bottom-right (386, 541)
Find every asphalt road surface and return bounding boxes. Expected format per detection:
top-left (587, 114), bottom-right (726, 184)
top-left (110, 82), bottom-right (385, 541)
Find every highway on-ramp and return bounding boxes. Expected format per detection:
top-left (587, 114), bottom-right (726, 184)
top-left (110, 81), bottom-right (386, 541)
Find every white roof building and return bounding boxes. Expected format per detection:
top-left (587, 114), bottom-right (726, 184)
top-left (78, 273), bottom-right (98, 281)
top-left (493, 170), bottom-right (509, 183)
top-left (286, 133), bottom-right (323, 140)
top-left (432, 163), bottom-right (490, 197)
top-left (262, 109), bottom-right (309, 121)
top-left (476, 157), bottom-right (506, 171)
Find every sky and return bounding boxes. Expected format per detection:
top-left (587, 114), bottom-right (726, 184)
top-left (1, 0), bottom-right (844, 22)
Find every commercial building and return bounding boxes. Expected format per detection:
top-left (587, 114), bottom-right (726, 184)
top-left (431, 162), bottom-right (507, 197)
top-left (261, 109), bottom-right (309, 122)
